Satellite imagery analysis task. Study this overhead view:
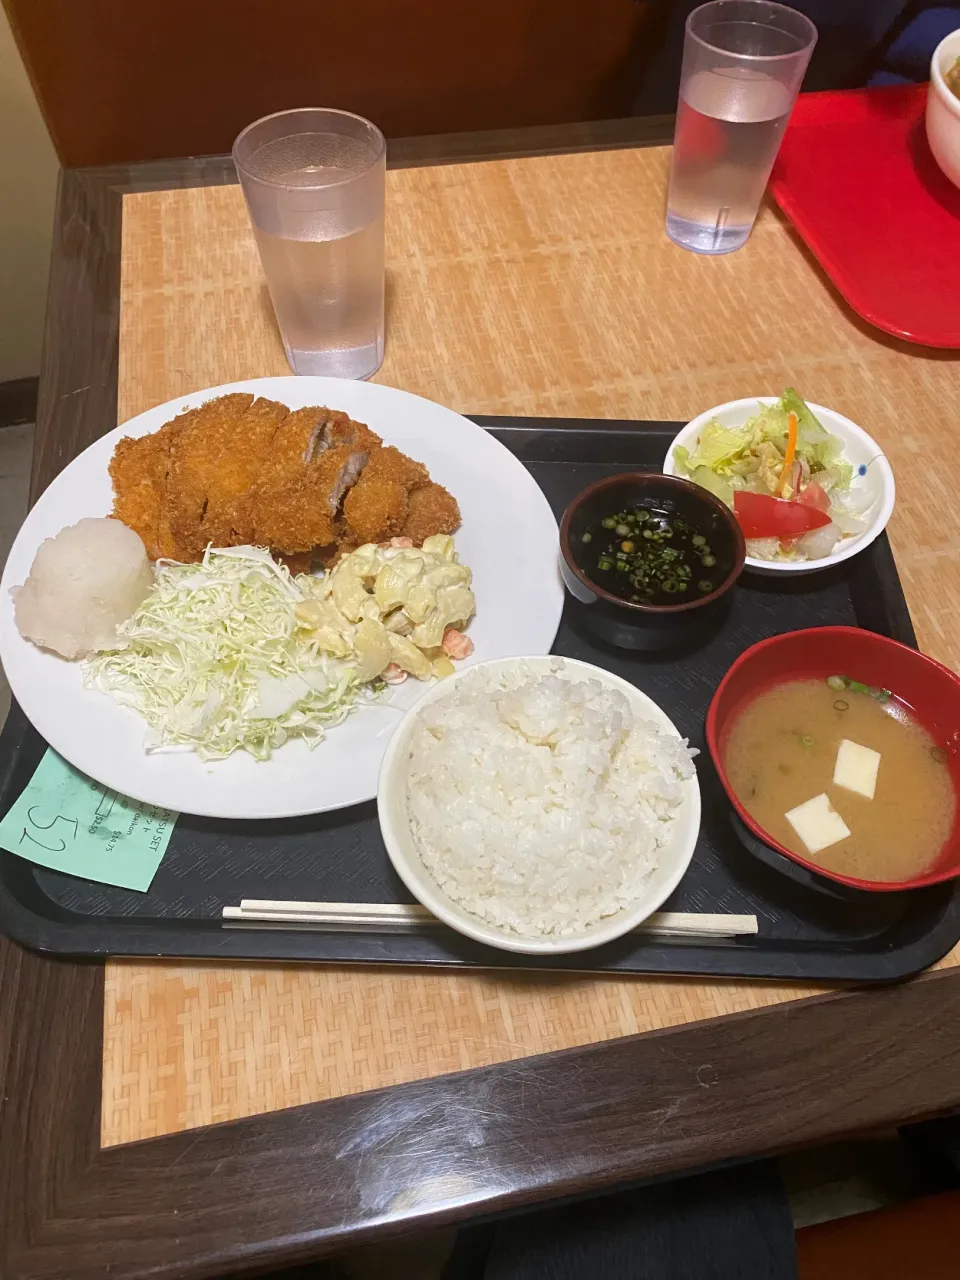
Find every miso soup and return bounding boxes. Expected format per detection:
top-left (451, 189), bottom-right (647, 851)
top-left (723, 677), bottom-right (956, 883)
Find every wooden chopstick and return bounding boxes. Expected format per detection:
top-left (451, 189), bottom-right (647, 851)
top-left (222, 899), bottom-right (758, 939)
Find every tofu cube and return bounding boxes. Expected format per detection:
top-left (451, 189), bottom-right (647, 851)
top-left (833, 739), bottom-right (881, 801)
top-left (785, 793), bottom-right (851, 856)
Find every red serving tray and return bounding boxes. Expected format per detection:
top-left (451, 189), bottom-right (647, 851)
top-left (770, 84), bottom-right (960, 348)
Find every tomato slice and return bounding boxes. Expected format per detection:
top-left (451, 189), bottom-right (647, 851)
top-left (797, 480), bottom-right (831, 513)
top-left (733, 491), bottom-right (832, 539)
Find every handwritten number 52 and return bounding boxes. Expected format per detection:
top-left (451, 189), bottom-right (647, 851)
top-left (19, 808), bottom-right (79, 854)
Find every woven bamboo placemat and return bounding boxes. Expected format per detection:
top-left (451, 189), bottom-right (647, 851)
top-left (103, 145), bottom-right (960, 1147)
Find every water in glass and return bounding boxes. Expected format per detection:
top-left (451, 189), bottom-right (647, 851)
top-left (251, 160), bottom-right (384, 379)
top-left (666, 67), bottom-right (793, 255)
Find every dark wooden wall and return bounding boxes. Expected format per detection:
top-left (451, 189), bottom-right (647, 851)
top-left (5, 0), bottom-right (653, 166)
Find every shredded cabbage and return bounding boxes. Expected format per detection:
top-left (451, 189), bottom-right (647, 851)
top-left (85, 546), bottom-right (369, 761)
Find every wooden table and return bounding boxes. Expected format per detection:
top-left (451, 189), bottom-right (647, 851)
top-left (4, 116), bottom-right (960, 1280)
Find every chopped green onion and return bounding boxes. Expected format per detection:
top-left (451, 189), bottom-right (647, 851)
top-left (580, 531), bottom-right (592, 544)
top-left (584, 503), bottom-right (721, 605)
top-left (826, 675), bottom-right (847, 691)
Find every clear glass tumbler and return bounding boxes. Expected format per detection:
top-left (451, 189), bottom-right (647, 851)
top-left (665, 1), bottom-right (817, 255)
top-left (234, 108), bottom-right (386, 379)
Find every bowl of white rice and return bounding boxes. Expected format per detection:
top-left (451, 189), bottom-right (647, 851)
top-left (377, 656), bottom-right (701, 954)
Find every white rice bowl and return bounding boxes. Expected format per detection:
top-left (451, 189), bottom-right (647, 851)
top-left (377, 656), bottom-right (701, 955)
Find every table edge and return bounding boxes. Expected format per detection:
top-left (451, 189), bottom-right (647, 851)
top-left (6, 115), bottom-right (960, 1279)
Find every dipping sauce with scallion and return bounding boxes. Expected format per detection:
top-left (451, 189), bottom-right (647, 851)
top-left (580, 503), bottom-right (721, 605)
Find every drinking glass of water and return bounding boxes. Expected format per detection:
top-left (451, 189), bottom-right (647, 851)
top-left (234, 108), bottom-right (386, 378)
top-left (665, 1), bottom-right (817, 255)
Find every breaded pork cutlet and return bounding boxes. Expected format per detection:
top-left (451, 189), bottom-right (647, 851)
top-left (109, 395), bottom-right (460, 564)
top-left (260, 406), bottom-right (381, 480)
top-left (109, 430), bottom-right (170, 561)
top-left (197, 397), bottom-right (291, 547)
top-left (109, 408), bottom-right (200, 560)
top-left (402, 483), bottom-right (461, 544)
top-left (310, 410), bottom-right (381, 458)
top-left (342, 479), bottom-right (407, 545)
top-left (360, 446), bottom-right (429, 490)
top-left (165, 393), bottom-right (255, 561)
top-left (341, 446), bottom-right (431, 545)
top-left (245, 406), bottom-right (338, 552)
top-left (252, 445), bottom-right (370, 554)
top-left (258, 406), bottom-right (333, 479)
top-left (247, 407), bottom-right (379, 554)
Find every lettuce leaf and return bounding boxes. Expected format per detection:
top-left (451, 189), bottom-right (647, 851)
top-left (778, 387), bottom-right (851, 488)
top-left (676, 390), bottom-right (853, 501)
top-left (752, 404), bottom-right (791, 451)
top-left (780, 387), bottom-right (826, 441)
top-left (818, 460), bottom-right (853, 490)
top-left (689, 465), bottom-right (734, 506)
top-left (673, 420), bottom-right (754, 477)
top-left (672, 444), bottom-right (693, 474)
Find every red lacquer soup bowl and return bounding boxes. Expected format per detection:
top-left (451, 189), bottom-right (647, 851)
top-left (706, 627), bottom-right (960, 892)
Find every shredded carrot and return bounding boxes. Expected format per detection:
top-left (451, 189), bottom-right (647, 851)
top-left (776, 411), bottom-right (799, 497)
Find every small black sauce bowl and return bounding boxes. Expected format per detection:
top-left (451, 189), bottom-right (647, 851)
top-left (558, 473), bottom-right (746, 652)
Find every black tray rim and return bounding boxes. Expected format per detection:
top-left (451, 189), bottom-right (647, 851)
top-left (0, 414), bottom-right (956, 984)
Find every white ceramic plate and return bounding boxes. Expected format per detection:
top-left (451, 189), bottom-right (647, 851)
top-left (378, 656), bottom-right (701, 955)
top-left (0, 377), bottom-right (564, 819)
top-left (663, 398), bottom-right (895, 577)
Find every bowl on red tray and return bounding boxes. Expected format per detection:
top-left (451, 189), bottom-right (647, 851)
top-left (706, 627), bottom-right (960, 894)
top-left (927, 27), bottom-right (960, 191)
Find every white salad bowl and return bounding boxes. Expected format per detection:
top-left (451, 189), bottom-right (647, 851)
top-left (377, 655), bottom-right (701, 956)
top-left (663, 398), bottom-right (895, 577)
top-left (927, 27), bottom-right (960, 191)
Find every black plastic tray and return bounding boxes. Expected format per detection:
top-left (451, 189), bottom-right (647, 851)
top-left (1, 416), bottom-right (957, 982)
